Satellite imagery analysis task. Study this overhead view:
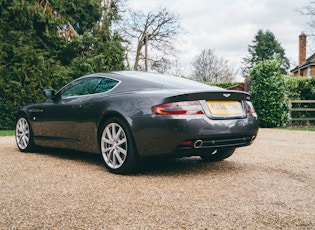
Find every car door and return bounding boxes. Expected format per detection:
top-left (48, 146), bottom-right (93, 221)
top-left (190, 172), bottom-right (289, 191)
top-left (36, 77), bottom-right (103, 145)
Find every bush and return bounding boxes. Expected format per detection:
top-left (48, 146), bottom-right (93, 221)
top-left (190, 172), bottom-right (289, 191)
top-left (285, 76), bottom-right (315, 100)
top-left (285, 76), bottom-right (315, 126)
top-left (204, 82), bottom-right (240, 89)
top-left (0, 2), bottom-right (125, 130)
top-left (250, 58), bottom-right (289, 128)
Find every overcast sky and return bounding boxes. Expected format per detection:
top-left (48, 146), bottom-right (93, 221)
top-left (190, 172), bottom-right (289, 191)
top-left (127, 0), bottom-right (311, 78)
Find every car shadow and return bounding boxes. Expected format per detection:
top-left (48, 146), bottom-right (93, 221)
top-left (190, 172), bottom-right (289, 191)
top-left (137, 157), bottom-right (244, 176)
top-left (31, 148), bottom-right (244, 176)
top-left (33, 147), bottom-right (103, 166)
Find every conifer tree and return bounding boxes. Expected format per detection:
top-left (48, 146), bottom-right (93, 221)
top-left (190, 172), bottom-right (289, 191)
top-left (242, 29), bottom-right (289, 77)
top-left (0, 0), bottom-right (125, 129)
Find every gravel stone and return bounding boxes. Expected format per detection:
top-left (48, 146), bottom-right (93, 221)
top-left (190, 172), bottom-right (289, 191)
top-left (0, 129), bottom-right (314, 229)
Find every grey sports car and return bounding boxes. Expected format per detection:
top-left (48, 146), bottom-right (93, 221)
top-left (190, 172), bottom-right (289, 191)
top-left (16, 71), bottom-right (258, 174)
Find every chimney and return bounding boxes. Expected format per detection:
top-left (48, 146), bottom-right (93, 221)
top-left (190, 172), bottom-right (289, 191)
top-left (299, 32), bottom-right (307, 66)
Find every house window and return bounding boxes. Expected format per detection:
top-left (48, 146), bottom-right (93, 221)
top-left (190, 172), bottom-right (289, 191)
top-left (307, 67), bottom-right (311, 77)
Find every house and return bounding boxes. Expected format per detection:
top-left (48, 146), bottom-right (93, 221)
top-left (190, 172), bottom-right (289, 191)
top-left (291, 32), bottom-right (315, 77)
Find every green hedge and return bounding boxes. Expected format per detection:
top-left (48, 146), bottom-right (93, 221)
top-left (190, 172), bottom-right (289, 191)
top-left (250, 59), bottom-right (289, 128)
top-left (285, 76), bottom-right (315, 126)
top-left (285, 76), bottom-right (315, 100)
top-left (206, 72), bottom-right (315, 127)
top-left (204, 82), bottom-right (239, 89)
top-left (2, 73), bottom-right (314, 130)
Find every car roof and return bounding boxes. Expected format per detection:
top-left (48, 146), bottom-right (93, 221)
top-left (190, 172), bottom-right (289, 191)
top-left (90, 71), bottom-right (221, 92)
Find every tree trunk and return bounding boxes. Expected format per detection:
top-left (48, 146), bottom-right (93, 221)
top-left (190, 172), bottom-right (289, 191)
top-left (134, 41), bottom-right (143, 70)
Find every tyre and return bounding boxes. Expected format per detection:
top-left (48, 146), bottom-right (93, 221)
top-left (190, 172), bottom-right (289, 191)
top-left (15, 116), bottom-right (36, 152)
top-left (200, 148), bottom-right (235, 162)
top-left (100, 117), bottom-right (138, 174)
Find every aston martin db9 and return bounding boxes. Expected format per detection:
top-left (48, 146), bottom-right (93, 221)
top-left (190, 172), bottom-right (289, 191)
top-left (16, 71), bottom-right (258, 174)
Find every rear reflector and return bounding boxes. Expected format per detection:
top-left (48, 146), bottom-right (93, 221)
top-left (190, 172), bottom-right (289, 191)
top-left (152, 101), bottom-right (204, 115)
top-left (247, 109), bottom-right (256, 114)
top-left (180, 141), bottom-right (193, 146)
top-left (245, 101), bottom-right (256, 114)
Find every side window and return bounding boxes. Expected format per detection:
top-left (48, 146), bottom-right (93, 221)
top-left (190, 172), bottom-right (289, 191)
top-left (61, 78), bottom-right (102, 99)
top-left (94, 78), bottom-right (119, 93)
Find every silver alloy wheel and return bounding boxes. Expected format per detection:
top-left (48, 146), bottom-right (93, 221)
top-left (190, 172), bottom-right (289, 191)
top-left (101, 122), bottom-right (128, 169)
top-left (16, 117), bottom-right (30, 150)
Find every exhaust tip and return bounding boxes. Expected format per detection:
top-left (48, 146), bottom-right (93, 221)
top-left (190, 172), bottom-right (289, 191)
top-left (194, 140), bottom-right (203, 149)
top-left (250, 135), bottom-right (257, 144)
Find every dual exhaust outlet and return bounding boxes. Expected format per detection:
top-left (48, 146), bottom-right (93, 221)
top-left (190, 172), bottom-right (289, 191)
top-left (192, 134), bottom-right (257, 149)
top-left (193, 140), bottom-right (203, 149)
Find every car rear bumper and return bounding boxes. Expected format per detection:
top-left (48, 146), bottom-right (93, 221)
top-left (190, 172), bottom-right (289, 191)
top-left (130, 114), bottom-right (259, 156)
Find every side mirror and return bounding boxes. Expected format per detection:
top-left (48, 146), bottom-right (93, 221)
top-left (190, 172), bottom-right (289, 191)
top-left (43, 89), bottom-right (55, 99)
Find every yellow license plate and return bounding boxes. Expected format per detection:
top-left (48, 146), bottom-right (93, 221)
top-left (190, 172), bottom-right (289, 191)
top-left (206, 101), bottom-right (243, 115)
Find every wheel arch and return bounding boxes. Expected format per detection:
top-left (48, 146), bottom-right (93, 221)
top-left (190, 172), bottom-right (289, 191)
top-left (97, 111), bottom-right (138, 153)
top-left (16, 110), bottom-right (28, 121)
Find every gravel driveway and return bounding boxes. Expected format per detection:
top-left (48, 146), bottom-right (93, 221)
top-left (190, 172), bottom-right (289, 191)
top-left (1, 129), bottom-right (314, 229)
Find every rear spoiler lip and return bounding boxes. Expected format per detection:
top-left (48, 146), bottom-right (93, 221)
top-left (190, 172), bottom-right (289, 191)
top-left (163, 90), bottom-right (251, 103)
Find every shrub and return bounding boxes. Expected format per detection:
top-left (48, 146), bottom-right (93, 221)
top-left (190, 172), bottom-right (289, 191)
top-left (285, 76), bottom-right (315, 100)
top-left (250, 58), bottom-right (289, 127)
top-left (204, 82), bottom-right (239, 89)
top-left (284, 76), bottom-right (315, 126)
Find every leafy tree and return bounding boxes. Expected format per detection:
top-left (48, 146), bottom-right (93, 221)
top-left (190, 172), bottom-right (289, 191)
top-left (119, 7), bottom-right (182, 71)
top-left (69, 30), bottom-right (125, 77)
top-left (250, 57), bottom-right (289, 128)
top-left (191, 49), bottom-right (237, 82)
top-left (0, 0), bottom-right (125, 129)
top-left (242, 29), bottom-right (290, 77)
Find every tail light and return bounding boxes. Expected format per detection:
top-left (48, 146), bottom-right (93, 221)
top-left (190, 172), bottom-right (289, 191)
top-left (152, 101), bottom-right (204, 115)
top-left (245, 101), bottom-right (256, 114)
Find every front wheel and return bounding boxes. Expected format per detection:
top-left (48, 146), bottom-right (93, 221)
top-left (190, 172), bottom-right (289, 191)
top-left (15, 116), bottom-right (36, 152)
top-left (200, 148), bottom-right (235, 162)
top-left (100, 118), bottom-right (138, 174)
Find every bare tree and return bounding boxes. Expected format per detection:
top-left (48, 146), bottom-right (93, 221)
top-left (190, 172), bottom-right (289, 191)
top-left (119, 7), bottom-right (182, 71)
top-left (300, 1), bottom-right (315, 29)
top-left (299, 1), bottom-right (315, 51)
top-left (151, 57), bottom-right (171, 74)
top-left (192, 49), bottom-right (238, 82)
top-left (169, 60), bottom-right (189, 77)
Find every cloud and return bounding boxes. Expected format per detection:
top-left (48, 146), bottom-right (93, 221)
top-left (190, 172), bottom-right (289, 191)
top-left (127, 0), bottom-right (310, 76)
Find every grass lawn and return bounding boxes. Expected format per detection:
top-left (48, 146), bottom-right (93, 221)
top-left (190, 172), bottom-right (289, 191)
top-left (284, 126), bottom-right (315, 132)
top-left (1, 126), bottom-right (314, 137)
top-left (0, 130), bottom-right (15, 136)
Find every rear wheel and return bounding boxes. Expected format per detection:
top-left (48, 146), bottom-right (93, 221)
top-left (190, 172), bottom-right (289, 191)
top-left (200, 148), bottom-right (235, 162)
top-left (15, 116), bottom-right (36, 152)
top-left (100, 117), bottom-right (138, 174)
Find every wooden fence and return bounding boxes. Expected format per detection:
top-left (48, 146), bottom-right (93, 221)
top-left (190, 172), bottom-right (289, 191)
top-left (289, 100), bottom-right (315, 125)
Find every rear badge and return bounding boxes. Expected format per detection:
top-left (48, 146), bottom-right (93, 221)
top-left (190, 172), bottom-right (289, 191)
top-left (223, 93), bottom-right (231, 98)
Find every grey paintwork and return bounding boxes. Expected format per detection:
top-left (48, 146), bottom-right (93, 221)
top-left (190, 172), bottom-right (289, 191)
top-left (18, 71), bottom-right (259, 157)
